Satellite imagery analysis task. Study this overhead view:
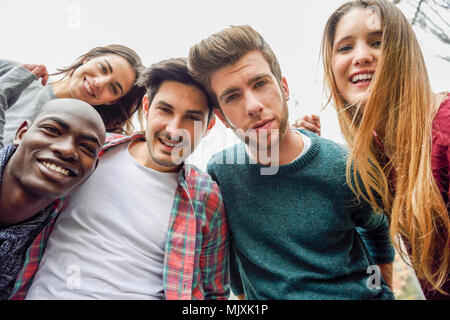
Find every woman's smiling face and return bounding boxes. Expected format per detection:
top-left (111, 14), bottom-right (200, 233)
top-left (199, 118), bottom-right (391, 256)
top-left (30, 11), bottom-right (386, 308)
top-left (68, 54), bottom-right (136, 106)
top-left (331, 7), bottom-right (382, 106)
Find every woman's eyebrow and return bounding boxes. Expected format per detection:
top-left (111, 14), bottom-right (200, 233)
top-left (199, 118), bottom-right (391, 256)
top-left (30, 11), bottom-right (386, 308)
top-left (104, 58), bottom-right (124, 95)
top-left (334, 35), bottom-right (353, 46)
top-left (335, 30), bottom-right (383, 46)
top-left (104, 58), bottom-right (113, 73)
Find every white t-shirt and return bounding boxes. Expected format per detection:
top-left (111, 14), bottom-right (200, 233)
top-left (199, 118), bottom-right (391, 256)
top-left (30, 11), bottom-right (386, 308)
top-left (26, 141), bottom-right (179, 300)
top-left (293, 130), bottom-right (311, 162)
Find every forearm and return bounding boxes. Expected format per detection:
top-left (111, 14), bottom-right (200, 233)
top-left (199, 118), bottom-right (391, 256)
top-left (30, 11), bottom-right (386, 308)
top-left (0, 59), bottom-right (18, 77)
top-left (378, 262), bottom-right (393, 290)
top-left (0, 65), bottom-right (37, 109)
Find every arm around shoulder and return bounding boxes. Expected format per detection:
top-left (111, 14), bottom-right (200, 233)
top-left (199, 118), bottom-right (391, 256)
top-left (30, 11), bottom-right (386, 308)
top-left (0, 64), bottom-right (38, 111)
top-left (0, 59), bottom-right (19, 76)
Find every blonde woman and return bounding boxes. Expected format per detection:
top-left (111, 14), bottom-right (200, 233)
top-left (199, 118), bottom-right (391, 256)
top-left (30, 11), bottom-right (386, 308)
top-left (309, 0), bottom-right (449, 299)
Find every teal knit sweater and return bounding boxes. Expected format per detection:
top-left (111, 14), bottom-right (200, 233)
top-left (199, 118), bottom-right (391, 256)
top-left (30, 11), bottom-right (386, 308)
top-left (207, 129), bottom-right (395, 300)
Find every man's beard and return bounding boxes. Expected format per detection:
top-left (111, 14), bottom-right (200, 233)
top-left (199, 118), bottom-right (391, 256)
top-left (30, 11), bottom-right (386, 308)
top-left (232, 100), bottom-right (289, 153)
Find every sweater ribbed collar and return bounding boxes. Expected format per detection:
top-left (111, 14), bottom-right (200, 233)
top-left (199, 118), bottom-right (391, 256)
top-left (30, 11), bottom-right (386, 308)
top-left (242, 129), bottom-right (321, 176)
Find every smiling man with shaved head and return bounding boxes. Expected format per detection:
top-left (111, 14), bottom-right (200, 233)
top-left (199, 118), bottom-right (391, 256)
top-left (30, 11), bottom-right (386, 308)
top-left (0, 98), bottom-right (105, 299)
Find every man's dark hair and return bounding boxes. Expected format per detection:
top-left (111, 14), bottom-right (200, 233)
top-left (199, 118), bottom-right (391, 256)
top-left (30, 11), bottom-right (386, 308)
top-left (137, 57), bottom-right (214, 123)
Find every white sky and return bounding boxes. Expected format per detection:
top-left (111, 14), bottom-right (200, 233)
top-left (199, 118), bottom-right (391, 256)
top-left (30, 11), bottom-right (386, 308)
top-left (1, 0), bottom-right (448, 169)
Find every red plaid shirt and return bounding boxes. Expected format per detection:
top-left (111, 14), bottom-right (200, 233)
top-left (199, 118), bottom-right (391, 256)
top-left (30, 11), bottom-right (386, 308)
top-left (10, 133), bottom-right (229, 300)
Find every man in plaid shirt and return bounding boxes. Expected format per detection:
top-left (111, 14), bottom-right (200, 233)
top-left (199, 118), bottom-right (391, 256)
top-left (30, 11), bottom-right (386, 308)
top-left (13, 58), bottom-right (229, 300)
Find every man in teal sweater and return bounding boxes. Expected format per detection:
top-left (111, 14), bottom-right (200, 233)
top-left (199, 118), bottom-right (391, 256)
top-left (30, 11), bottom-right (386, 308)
top-left (188, 25), bottom-right (395, 299)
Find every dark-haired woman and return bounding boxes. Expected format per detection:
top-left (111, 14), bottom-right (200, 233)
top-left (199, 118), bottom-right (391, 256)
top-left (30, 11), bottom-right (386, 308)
top-left (0, 44), bottom-right (146, 147)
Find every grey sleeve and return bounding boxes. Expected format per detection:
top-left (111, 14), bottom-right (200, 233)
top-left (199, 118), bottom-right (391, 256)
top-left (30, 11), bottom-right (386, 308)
top-left (0, 59), bottom-right (20, 77)
top-left (0, 65), bottom-right (37, 109)
top-left (0, 65), bottom-right (37, 148)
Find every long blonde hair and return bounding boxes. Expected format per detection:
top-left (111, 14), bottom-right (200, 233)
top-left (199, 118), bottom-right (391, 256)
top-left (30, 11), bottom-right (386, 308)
top-left (322, 0), bottom-right (449, 293)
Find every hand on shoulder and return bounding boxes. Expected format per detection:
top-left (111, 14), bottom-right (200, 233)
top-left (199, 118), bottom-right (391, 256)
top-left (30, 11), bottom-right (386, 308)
top-left (292, 114), bottom-right (321, 136)
top-left (21, 64), bottom-right (49, 86)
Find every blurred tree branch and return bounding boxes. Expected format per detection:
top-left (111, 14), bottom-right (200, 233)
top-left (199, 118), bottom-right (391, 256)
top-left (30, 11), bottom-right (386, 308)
top-left (394, 0), bottom-right (450, 62)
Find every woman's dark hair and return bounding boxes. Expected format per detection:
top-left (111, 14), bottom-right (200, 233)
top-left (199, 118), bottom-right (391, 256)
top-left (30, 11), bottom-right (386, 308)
top-left (53, 44), bottom-right (146, 134)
